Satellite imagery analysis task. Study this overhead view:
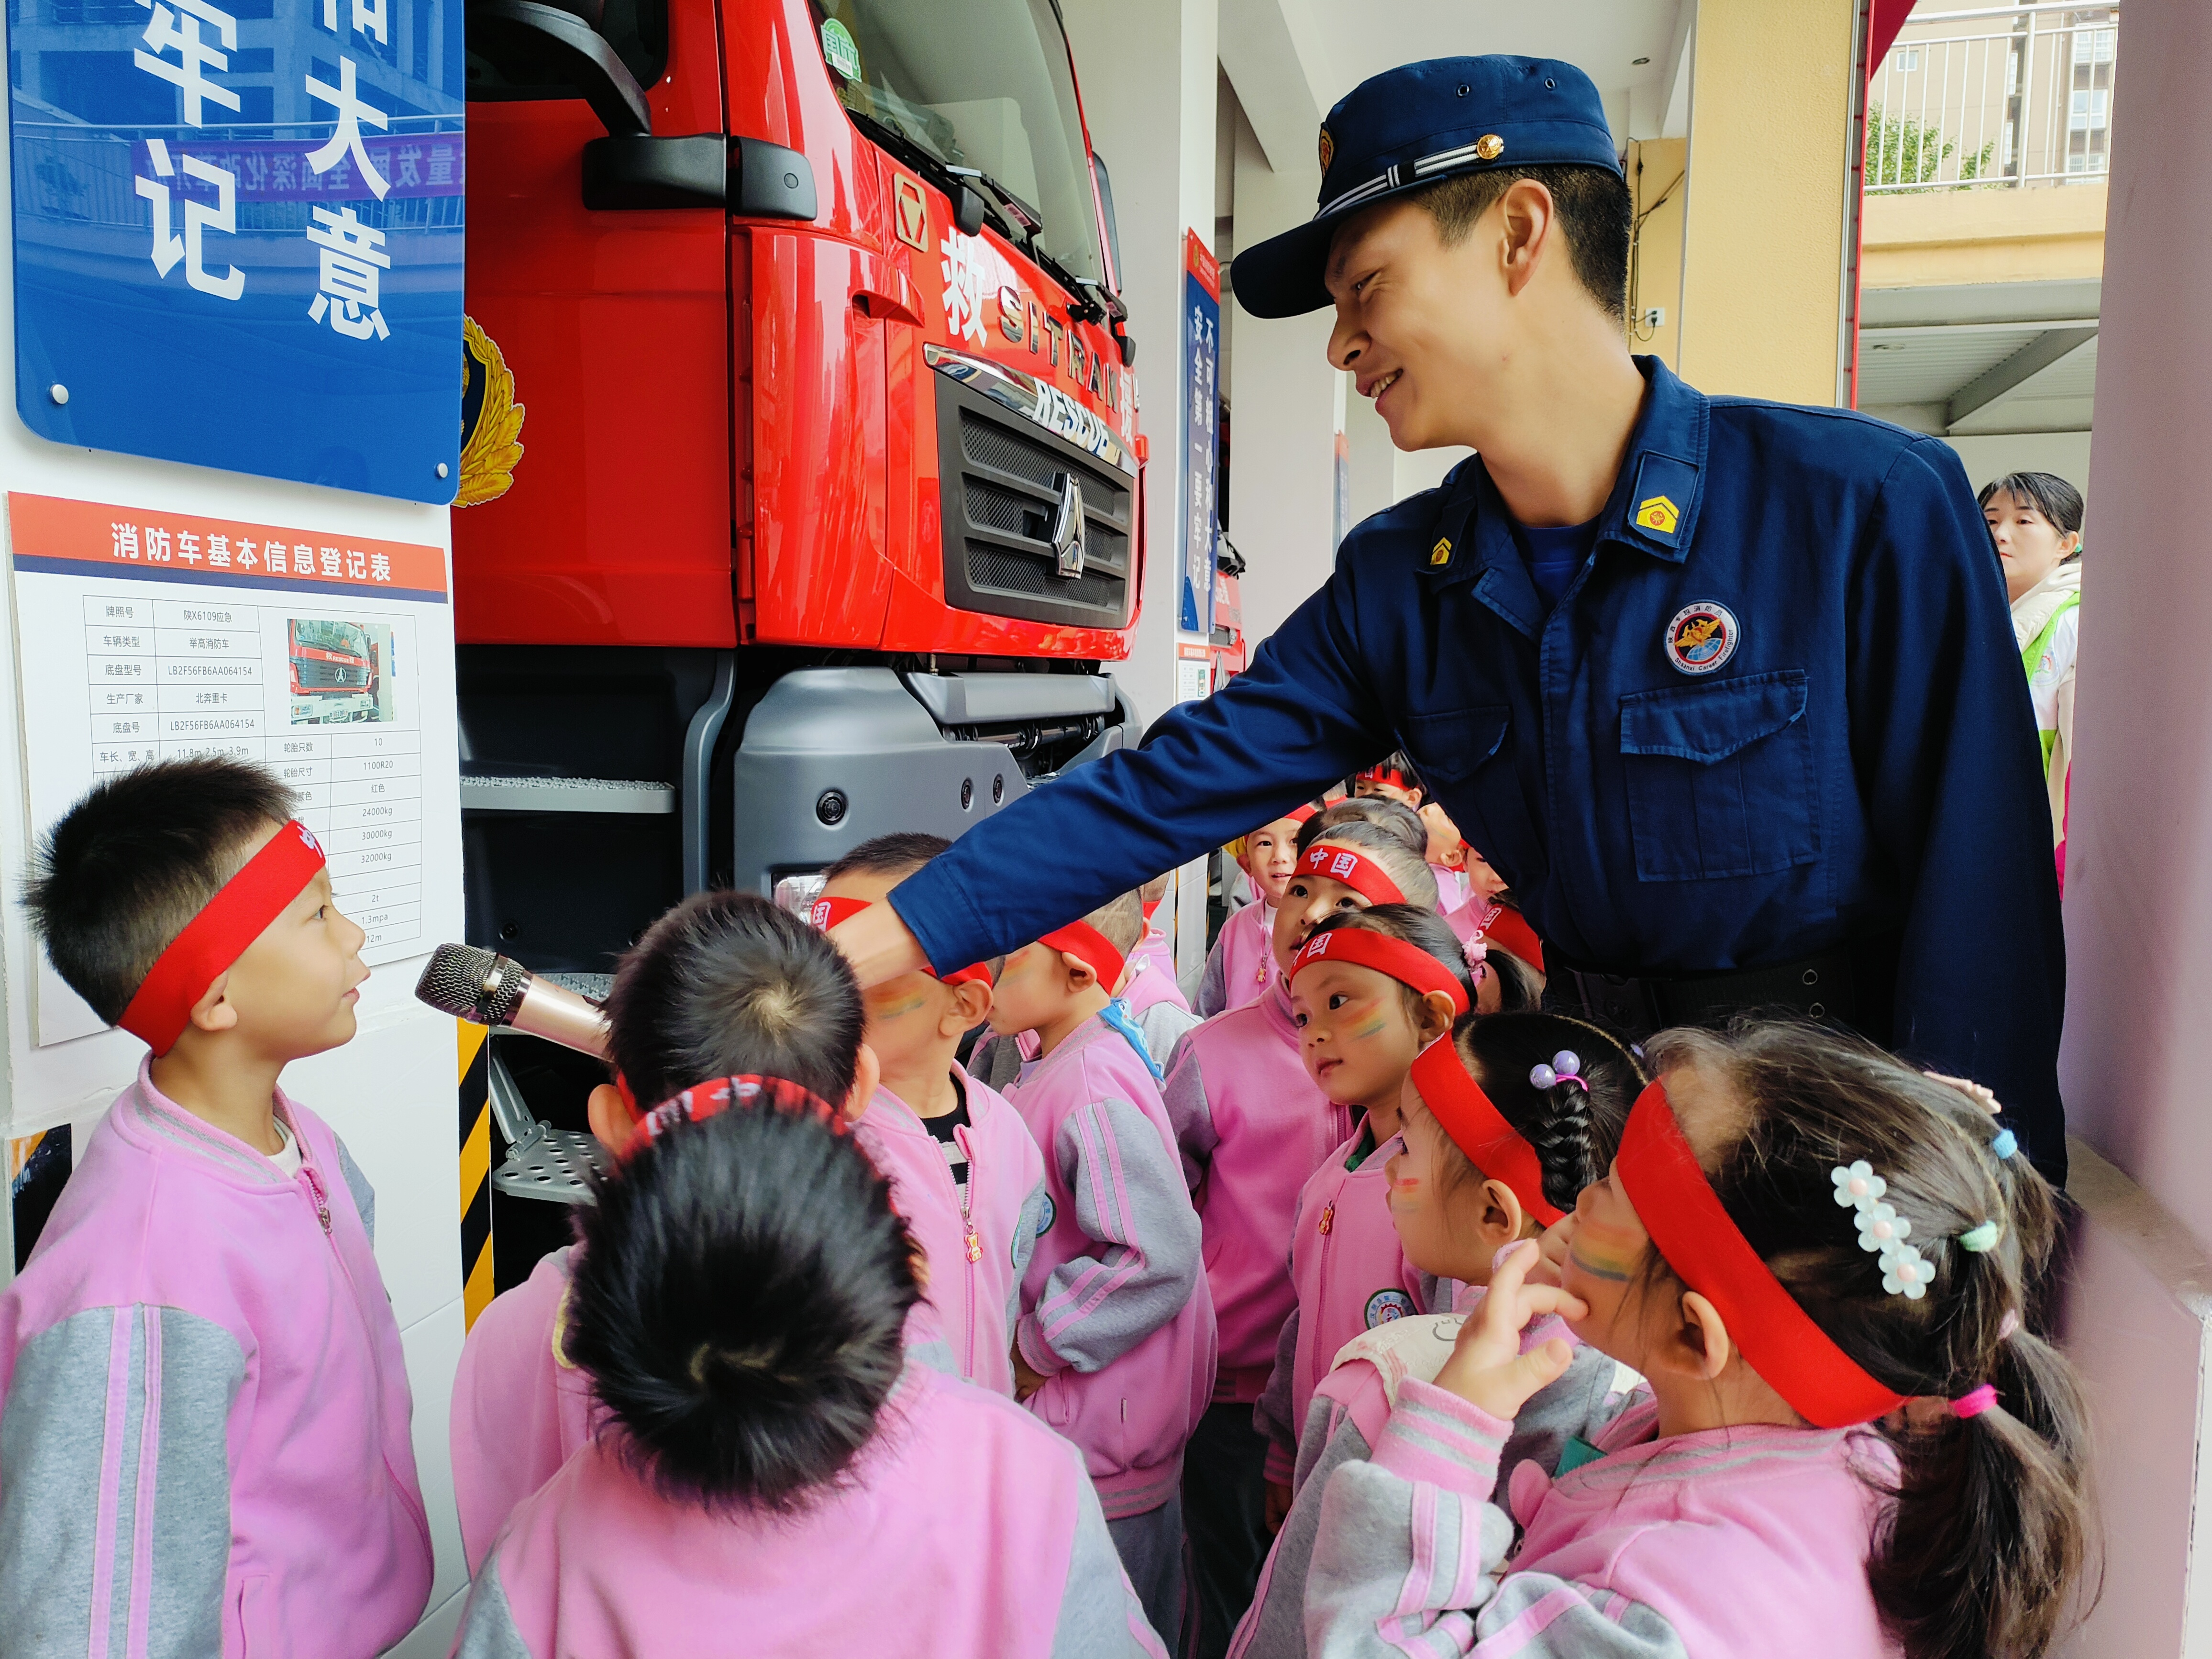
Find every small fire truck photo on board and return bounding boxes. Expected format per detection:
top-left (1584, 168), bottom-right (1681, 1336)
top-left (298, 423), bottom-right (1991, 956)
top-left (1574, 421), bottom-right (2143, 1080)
top-left (288, 617), bottom-right (395, 726)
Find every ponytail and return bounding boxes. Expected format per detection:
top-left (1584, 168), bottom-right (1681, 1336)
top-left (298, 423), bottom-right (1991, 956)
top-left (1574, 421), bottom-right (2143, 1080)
top-left (1875, 1328), bottom-right (2094, 1659)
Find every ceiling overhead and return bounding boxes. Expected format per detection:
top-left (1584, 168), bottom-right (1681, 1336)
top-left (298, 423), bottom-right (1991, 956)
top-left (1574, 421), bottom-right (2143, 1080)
top-left (1859, 279), bottom-right (2101, 435)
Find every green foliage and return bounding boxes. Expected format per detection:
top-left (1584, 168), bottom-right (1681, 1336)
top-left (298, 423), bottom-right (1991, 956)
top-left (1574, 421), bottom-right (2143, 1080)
top-left (1867, 103), bottom-right (1998, 190)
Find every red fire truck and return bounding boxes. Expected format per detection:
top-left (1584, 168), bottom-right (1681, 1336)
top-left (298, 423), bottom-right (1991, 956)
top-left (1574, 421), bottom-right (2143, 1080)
top-left (457, 0), bottom-right (1145, 976)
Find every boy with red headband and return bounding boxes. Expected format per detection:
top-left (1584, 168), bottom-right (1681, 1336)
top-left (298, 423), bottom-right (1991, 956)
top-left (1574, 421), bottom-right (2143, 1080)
top-left (1195, 807), bottom-right (1314, 1017)
top-left (813, 834), bottom-right (1048, 1398)
top-left (989, 891), bottom-right (1215, 1647)
top-left (0, 759), bottom-right (431, 1659)
top-left (449, 888), bottom-right (885, 1568)
top-left (1163, 821), bottom-right (1437, 1657)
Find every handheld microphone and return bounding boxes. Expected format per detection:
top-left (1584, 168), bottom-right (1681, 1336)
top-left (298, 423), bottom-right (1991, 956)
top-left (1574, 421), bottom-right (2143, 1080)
top-left (414, 943), bottom-right (611, 1059)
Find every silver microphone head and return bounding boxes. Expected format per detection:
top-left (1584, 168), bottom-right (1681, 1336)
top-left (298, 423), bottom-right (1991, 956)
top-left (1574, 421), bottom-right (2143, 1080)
top-left (415, 942), bottom-right (529, 1026)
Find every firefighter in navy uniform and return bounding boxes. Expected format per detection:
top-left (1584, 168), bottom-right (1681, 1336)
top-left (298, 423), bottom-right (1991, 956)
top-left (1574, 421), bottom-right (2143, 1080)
top-left (834, 55), bottom-right (2066, 1175)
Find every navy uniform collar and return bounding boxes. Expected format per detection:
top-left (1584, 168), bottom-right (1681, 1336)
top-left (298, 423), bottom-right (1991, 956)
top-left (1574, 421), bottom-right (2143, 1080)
top-left (1422, 357), bottom-right (1711, 621)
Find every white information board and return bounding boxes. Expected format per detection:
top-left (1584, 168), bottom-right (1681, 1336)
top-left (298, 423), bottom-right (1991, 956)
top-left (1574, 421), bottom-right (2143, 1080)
top-left (7, 491), bottom-right (460, 1045)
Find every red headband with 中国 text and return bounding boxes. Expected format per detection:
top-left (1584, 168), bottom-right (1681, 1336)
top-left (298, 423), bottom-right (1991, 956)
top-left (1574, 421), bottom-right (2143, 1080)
top-left (1615, 1081), bottom-right (1909, 1429)
top-left (118, 820), bottom-right (327, 1056)
top-left (808, 896), bottom-right (992, 988)
top-left (1295, 842), bottom-right (1405, 905)
top-left (1039, 920), bottom-right (1126, 990)
top-left (1358, 762), bottom-right (1413, 791)
top-left (1408, 1039), bottom-right (1566, 1227)
top-left (1290, 926), bottom-right (1468, 1015)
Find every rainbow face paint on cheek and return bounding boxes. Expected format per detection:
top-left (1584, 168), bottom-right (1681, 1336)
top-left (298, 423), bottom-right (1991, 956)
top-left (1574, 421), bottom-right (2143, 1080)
top-left (1565, 1218), bottom-right (1643, 1283)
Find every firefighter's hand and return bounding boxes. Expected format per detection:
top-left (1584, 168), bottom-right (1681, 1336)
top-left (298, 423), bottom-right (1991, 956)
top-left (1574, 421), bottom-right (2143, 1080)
top-left (828, 905), bottom-right (932, 988)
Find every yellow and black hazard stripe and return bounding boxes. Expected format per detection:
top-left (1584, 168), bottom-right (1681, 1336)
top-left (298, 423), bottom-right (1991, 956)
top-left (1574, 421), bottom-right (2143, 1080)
top-left (458, 1022), bottom-right (495, 1329)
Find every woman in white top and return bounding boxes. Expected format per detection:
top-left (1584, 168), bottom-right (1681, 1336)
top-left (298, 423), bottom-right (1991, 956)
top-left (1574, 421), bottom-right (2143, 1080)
top-left (1980, 471), bottom-right (2083, 879)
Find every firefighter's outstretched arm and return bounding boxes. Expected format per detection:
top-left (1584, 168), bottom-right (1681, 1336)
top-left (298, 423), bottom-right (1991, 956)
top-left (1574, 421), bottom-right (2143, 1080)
top-left (874, 565), bottom-right (1392, 984)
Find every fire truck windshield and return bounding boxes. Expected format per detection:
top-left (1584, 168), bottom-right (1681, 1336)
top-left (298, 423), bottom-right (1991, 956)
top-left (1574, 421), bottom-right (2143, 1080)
top-left (814, 0), bottom-right (1105, 287)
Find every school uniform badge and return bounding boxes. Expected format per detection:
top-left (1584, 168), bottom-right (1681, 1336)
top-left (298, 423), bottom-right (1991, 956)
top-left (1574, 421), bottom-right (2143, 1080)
top-left (1365, 1288), bottom-right (1416, 1327)
top-left (1665, 602), bottom-right (1739, 675)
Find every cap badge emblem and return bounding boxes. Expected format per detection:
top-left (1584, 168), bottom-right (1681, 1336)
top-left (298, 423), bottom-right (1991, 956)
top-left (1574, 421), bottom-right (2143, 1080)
top-left (1429, 537), bottom-right (1452, 566)
top-left (1665, 602), bottom-right (1740, 676)
top-left (1474, 133), bottom-right (1504, 160)
top-left (1635, 494), bottom-right (1680, 535)
top-left (1318, 126), bottom-right (1335, 171)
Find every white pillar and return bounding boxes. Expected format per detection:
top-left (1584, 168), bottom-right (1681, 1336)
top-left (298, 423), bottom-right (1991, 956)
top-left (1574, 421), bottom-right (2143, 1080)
top-left (1223, 115), bottom-right (1338, 652)
top-left (1062, 0), bottom-right (1217, 975)
top-left (2047, 2), bottom-right (2212, 1652)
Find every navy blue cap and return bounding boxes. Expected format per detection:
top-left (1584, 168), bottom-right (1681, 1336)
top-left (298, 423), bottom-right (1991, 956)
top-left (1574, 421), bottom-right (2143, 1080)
top-left (1232, 56), bottom-right (1622, 319)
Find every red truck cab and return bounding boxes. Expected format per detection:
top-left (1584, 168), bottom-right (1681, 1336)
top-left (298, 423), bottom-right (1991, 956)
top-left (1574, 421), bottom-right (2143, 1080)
top-left (456, 0), bottom-right (1145, 973)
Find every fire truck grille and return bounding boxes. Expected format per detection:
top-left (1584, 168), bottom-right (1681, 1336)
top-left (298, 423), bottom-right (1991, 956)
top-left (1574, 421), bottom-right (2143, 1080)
top-left (934, 376), bottom-right (1136, 630)
top-left (296, 659), bottom-right (369, 689)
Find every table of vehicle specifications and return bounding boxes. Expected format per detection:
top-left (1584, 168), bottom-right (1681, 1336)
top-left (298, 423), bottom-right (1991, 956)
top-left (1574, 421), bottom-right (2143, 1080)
top-left (10, 491), bottom-right (461, 1045)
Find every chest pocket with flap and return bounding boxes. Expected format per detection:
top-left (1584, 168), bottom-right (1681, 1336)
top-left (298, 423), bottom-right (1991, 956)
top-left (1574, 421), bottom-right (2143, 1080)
top-left (1618, 670), bottom-right (1818, 882)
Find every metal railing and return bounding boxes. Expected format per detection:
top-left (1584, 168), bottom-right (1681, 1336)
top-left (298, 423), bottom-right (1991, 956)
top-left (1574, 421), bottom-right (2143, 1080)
top-left (1868, 2), bottom-right (2119, 191)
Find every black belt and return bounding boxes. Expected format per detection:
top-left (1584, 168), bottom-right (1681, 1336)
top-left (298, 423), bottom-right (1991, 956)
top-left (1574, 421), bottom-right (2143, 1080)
top-left (1548, 932), bottom-right (1901, 1045)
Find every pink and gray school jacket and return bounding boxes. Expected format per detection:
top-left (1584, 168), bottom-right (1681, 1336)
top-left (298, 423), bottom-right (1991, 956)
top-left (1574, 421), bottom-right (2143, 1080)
top-left (1252, 1124), bottom-right (1430, 1485)
top-left (1007, 1012), bottom-right (1217, 1521)
top-left (1231, 1303), bottom-right (1627, 1659)
top-left (854, 1067), bottom-right (1048, 1396)
top-left (0, 1065), bottom-right (433, 1659)
top-left (1123, 924), bottom-right (1190, 1018)
top-left (1302, 1380), bottom-right (1901, 1658)
top-left (1161, 984), bottom-right (1351, 1401)
top-left (452, 1362), bottom-right (1169, 1659)
top-left (1196, 900), bottom-right (1275, 1018)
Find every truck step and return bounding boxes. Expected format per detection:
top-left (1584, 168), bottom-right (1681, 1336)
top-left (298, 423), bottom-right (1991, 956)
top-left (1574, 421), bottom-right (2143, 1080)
top-left (460, 774), bottom-right (675, 815)
top-left (491, 1123), bottom-right (608, 1205)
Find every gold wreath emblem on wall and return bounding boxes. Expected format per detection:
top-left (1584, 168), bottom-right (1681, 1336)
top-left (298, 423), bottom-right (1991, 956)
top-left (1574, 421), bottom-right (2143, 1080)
top-left (457, 315), bottom-right (525, 507)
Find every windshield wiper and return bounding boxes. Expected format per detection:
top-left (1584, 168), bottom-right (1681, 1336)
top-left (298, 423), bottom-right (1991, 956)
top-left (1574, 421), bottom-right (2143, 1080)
top-left (844, 110), bottom-right (1029, 246)
top-left (946, 165), bottom-right (1043, 241)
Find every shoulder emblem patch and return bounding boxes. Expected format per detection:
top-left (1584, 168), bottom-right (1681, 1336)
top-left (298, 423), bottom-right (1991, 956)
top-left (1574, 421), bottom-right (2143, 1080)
top-left (1665, 602), bottom-right (1740, 675)
top-left (1635, 494), bottom-right (1680, 536)
top-left (1429, 537), bottom-right (1452, 566)
top-left (1318, 126), bottom-right (1335, 172)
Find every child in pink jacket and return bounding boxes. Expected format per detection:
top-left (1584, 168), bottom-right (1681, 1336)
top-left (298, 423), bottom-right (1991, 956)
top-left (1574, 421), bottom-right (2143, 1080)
top-left (1300, 1023), bottom-right (2093, 1659)
top-left (1195, 807), bottom-right (1312, 1016)
top-left (0, 759), bottom-right (431, 1658)
top-left (452, 1071), bottom-right (1165, 1659)
top-left (450, 887), bottom-right (891, 1568)
top-left (1235, 1007), bottom-right (1646, 1659)
top-left (1164, 822), bottom-right (1437, 1658)
top-left (818, 834), bottom-right (1049, 1395)
top-left (992, 892), bottom-right (1216, 1648)
top-left (1253, 906), bottom-right (1478, 1511)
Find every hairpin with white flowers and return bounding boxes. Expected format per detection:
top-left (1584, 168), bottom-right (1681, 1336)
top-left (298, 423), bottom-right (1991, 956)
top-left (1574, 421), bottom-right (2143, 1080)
top-left (1530, 1050), bottom-right (1584, 1094)
top-left (1832, 1159), bottom-right (1935, 1300)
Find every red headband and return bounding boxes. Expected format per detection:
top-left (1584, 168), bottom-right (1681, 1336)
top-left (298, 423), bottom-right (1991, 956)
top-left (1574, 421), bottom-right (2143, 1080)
top-left (1291, 927), bottom-right (1469, 1015)
top-left (1285, 803), bottom-right (1320, 824)
top-left (1039, 920), bottom-right (1127, 989)
top-left (1408, 1039), bottom-right (1565, 1226)
top-left (1615, 1081), bottom-right (1908, 1428)
top-left (118, 820), bottom-right (326, 1055)
top-left (1295, 842), bottom-right (1405, 905)
top-left (632, 1073), bottom-right (841, 1150)
top-left (809, 896), bottom-right (992, 987)
top-left (1358, 763), bottom-right (1413, 790)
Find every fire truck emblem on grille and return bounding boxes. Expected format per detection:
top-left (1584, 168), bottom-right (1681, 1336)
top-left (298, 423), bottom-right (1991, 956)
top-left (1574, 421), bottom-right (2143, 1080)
top-left (1051, 473), bottom-right (1087, 578)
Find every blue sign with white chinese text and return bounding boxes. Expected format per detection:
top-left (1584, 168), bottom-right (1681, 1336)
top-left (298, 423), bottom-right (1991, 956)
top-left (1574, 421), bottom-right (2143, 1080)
top-left (9, 0), bottom-right (465, 502)
top-left (1178, 229), bottom-right (1218, 637)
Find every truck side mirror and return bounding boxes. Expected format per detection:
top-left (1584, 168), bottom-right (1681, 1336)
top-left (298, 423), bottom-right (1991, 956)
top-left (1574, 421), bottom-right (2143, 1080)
top-left (466, 0), bottom-right (653, 137)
